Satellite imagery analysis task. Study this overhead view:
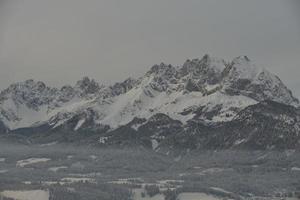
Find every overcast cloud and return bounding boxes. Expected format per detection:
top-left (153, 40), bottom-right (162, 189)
top-left (0, 0), bottom-right (299, 97)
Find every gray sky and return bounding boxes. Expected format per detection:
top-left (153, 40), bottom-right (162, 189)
top-left (0, 0), bottom-right (299, 97)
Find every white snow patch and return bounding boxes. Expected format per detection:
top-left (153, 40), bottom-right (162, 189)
top-left (291, 167), bottom-right (300, 171)
top-left (89, 155), bottom-right (97, 160)
top-left (234, 139), bottom-right (246, 145)
top-left (48, 166), bottom-right (68, 172)
top-left (0, 158), bottom-right (5, 162)
top-left (131, 122), bottom-right (145, 131)
top-left (205, 84), bottom-right (221, 92)
top-left (99, 136), bottom-right (109, 144)
top-left (42, 181), bottom-right (62, 186)
top-left (16, 158), bottom-right (51, 167)
top-left (193, 166), bottom-right (202, 169)
top-left (210, 187), bottom-right (232, 194)
top-left (199, 168), bottom-right (232, 175)
top-left (40, 141), bottom-right (57, 147)
top-left (151, 139), bottom-right (159, 150)
top-left (178, 192), bottom-right (222, 200)
top-left (157, 180), bottom-right (184, 185)
top-left (96, 84), bottom-right (257, 128)
top-left (68, 172), bottom-right (102, 177)
top-left (257, 152), bottom-right (271, 160)
top-left (74, 119), bottom-right (85, 130)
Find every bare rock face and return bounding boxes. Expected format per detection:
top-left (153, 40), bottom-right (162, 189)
top-left (0, 120), bottom-right (8, 134)
top-left (75, 77), bottom-right (102, 97)
top-left (0, 55), bottom-right (299, 150)
top-left (0, 79), bottom-right (59, 110)
top-left (180, 54), bottom-right (226, 85)
top-left (109, 78), bottom-right (139, 96)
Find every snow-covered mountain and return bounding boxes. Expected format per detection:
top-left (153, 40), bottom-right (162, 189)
top-left (0, 55), bottom-right (299, 149)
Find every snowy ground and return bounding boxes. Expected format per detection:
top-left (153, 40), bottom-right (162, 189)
top-left (0, 144), bottom-right (299, 200)
top-left (178, 193), bottom-right (222, 200)
top-left (0, 190), bottom-right (49, 200)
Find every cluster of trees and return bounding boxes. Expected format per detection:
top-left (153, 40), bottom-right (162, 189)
top-left (144, 185), bottom-right (160, 197)
top-left (49, 184), bottom-right (133, 200)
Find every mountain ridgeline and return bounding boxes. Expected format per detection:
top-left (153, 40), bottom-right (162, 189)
top-left (0, 55), bottom-right (299, 150)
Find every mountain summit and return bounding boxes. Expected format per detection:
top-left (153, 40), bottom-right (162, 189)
top-left (0, 55), bottom-right (299, 150)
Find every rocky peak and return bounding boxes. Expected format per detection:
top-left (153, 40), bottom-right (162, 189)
top-left (228, 56), bottom-right (262, 80)
top-left (223, 56), bottom-right (299, 106)
top-left (0, 79), bottom-right (58, 109)
top-left (146, 63), bottom-right (177, 79)
top-left (110, 78), bottom-right (139, 96)
top-left (177, 55), bottom-right (226, 89)
top-left (56, 85), bottom-right (76, 103)
top-left (2, 79), bottom-right (46, 94)
top-left (232, 55), bottom-right (251, 64)
top-left (0, 54), bottom-right (298, 133)
top-left (181, 55), bottom-right (226, 75)
top-left (75, 77), bottom-right (101, 96)
top-left (143, 55), bottom-right (227, 93)
top-left (143, 63), bottom-right (178, 92)
top-left (133, 55), bottom-right (299, 105)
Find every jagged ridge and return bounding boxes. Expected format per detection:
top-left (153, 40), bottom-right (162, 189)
top-left (0, 55), bottom-right (299, 150)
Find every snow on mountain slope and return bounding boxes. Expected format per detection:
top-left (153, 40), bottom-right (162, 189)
top-left (222, 56), bottom-right (299, 106)
top-left (0, 99), bottom-right (49, 129)
top-left (0, 55), bottom-right (298, 131)
top-left (98, 87), bottom-right (257, 128)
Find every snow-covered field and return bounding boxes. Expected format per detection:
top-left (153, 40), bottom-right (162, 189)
top-left (178, 193), bottom-right (222, 200)
top-left (0, 190), bottom-right (49, 200)
top-left (0, 144), bottom-right (299, 200)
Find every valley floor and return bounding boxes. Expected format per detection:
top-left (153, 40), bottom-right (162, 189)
top-left (0, 143), bottom-right (299, 200)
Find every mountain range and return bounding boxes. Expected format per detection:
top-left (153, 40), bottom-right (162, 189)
top-left (0, 55), bottom-right (299, 150)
